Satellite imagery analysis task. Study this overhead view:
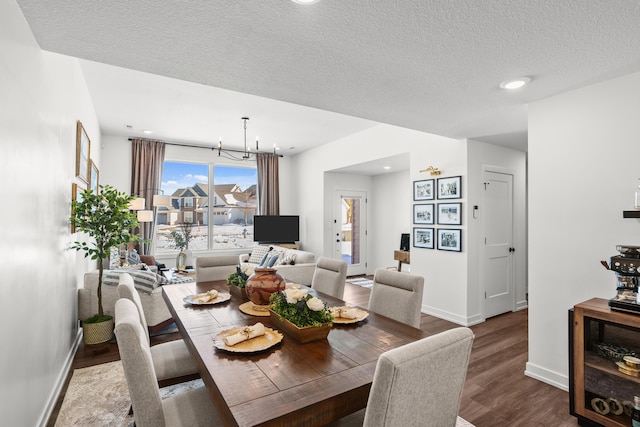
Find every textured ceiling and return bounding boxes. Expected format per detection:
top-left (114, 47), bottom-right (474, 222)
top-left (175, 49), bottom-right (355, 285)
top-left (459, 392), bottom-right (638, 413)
top-left (15, 0), bottom-right (640, 161)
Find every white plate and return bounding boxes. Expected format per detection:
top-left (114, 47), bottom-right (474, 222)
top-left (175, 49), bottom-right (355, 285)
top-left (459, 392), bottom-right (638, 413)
top-left (183, 292), bottom-right (231, 305)
top-left (330, 307), bottom-right (369, 324)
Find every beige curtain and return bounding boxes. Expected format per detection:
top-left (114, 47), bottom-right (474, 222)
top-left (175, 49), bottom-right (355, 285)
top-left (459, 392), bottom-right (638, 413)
top-left (131, 139), bottom-right (165, 254)
top-left (257, 153), bottom-right (279, 215)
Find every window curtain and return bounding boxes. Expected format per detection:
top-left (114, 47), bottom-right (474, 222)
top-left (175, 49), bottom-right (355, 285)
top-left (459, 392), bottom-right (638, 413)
top-left (256, 153), bottom-right (279, 215)
top-left (131, 138), bottom-right (165, 254)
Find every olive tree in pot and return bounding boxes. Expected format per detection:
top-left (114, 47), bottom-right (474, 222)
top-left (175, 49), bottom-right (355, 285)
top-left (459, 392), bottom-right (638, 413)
top-left (71, 184), bottom-right (139, 345)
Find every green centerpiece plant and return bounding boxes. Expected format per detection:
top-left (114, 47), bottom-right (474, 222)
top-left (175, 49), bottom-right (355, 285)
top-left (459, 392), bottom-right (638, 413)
top-left (70, 184), bottom-right (139, 345)
top-left (269, 289), bottom-right (334, 327)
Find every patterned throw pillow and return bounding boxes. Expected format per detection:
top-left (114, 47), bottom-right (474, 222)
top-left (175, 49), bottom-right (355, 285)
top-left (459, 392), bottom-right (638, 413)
top-left (248, 245), bottom-right (271, 264)
top-left (279, 250), bottom-right (297, 265)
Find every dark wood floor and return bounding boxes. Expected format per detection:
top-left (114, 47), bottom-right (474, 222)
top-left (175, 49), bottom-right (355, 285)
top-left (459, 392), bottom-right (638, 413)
top-left (48, 281), bottom-right (578, 427)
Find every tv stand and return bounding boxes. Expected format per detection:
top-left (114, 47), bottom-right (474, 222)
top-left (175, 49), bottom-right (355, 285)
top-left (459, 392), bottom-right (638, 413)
top-left (278, 243), bottom-right (300, 250)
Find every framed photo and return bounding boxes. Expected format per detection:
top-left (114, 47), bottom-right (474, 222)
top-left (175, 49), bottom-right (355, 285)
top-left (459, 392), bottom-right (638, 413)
top-left (413, 204), bottom-right (434, 224)
top-left (437, 203), bottom-right (462, 225)
top-left (437, 229), bottom-right (462, 252)
top-left (75, 121), bottom-right (91, 184)
top-left (413, 179), bottom-right (434, 201)
top-left (89, 160), bottom-right (99, 193)
top-left (437, 176), bottom-right (461, 199)
top-left (71, 183), bottom-right (84, 233)
top-left (413, 227), bottom-right (434, 249)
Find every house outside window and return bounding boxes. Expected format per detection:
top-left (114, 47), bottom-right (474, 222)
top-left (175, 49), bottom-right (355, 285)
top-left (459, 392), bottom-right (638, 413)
top-left (154, 161), bottom-right (257, 252)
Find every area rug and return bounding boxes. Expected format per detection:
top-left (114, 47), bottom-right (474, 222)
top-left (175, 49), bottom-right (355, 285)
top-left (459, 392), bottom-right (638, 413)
top-left (54, 360), bottom-right (203, 426)
top-left (346, 277), bottom-right (374, 288)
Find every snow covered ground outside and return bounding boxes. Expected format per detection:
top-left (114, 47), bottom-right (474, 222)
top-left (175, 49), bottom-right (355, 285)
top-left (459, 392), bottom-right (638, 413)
top-left (155, 224), bottom-right (255, 251)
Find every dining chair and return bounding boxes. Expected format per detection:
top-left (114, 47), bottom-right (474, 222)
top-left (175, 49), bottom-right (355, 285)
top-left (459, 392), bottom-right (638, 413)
top-left (117, 274), bottom-right (199, 386)
top-left (368, 268), bottom-right (424, 328)
top-left (311, 257), bottom-right (348, 299)
top-left (363, 327), bottom-right (475, 427)
top-left (114, 298), bottom-right (221, 427)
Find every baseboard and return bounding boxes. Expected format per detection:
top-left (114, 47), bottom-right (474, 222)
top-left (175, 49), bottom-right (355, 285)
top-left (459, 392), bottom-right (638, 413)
top-left (421, 304), bottom-right (484, 327)
top-left (516, 300), bottom-right (528, 311)
top-left (38, 328), bottom-right (83, 427)
top-left (524, 361), bottom-right (568, 391)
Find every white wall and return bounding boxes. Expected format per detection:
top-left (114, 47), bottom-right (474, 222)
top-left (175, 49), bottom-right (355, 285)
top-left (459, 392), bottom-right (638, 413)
top-left (372, 170), bottom-right (411, 272)
top-left (0, 2), bottom-right (100, 424)
top-left (528, 71), bottom-right (640, 390)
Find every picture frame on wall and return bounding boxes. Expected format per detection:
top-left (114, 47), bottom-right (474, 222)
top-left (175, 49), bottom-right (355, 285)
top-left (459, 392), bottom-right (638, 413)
top-left (75, 121), bottom-right (91, 184)
top-left (413, 179), bottom-right (434, 201)
top-left (89, 160), bottom-right (99, 193)
top-left (413, 204), bottom-right (434, 224)
top-left (437, 228), bottom-right (462, 252)
top-left (437, 176), bottom-right (461, 199)
top-left (413, 227), bottom-right (434, 249)
top-left (437, 202), bottom-right (462, 225)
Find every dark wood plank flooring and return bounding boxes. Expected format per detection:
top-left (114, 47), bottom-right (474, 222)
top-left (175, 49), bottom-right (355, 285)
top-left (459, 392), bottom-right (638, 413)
top-left (47, 280), bottom-right (577, 427)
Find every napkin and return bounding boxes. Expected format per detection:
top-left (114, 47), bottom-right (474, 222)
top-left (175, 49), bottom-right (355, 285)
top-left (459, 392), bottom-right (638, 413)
top-left (193, 289), bottom-right (219, 303)
top-left (331, 307), bottom-right (358, 319)
top-left (223, 322), bottom-right (266, 346)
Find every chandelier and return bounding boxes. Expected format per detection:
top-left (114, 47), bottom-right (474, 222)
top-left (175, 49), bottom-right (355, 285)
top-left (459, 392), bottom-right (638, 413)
top-left (215, 117), bottom-right (282, 161)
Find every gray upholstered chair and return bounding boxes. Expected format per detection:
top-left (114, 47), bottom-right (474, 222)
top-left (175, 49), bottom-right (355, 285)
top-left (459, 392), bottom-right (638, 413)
top-left (311, 257), bottom-right (348, 299)
top-left (363, 327), bottom-right (475, 427)
top-left (368, 268), bottom-right (424, 328)
top-left (117, 274), bottom-right (199, 385)
top-left (114, 298), bottom-right (221, 427)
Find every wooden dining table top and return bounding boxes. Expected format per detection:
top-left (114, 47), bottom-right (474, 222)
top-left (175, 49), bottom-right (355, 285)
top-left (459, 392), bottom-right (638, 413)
top-left (162, 280), bottom-right (428, 427)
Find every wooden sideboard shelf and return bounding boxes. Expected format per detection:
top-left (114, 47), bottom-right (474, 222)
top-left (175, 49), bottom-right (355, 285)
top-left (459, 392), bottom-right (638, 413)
top-left (570, 298), bottom-right (640, 426)
top-left (393, 250), bottom-right (410, 271)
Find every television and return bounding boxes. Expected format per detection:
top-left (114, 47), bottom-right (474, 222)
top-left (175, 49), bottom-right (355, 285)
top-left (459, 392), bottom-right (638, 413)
top-left (253, 215), bottom-right (300, 244)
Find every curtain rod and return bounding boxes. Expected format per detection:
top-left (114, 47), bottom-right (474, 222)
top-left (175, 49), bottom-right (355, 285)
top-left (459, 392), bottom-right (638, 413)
top-left (127, 138), bottom-right (283, 157)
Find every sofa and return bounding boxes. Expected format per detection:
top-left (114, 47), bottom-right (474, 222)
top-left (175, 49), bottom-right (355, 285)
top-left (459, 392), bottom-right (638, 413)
top-left (239, 245), bottom-right (316, 285)
top-left (195, 255), bottom-right (239, 282)
top-left (78, 269), bottom-right (174, 332)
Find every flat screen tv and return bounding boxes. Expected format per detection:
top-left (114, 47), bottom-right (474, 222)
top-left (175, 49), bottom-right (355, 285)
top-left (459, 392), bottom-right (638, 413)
top-left (253, 215), bottom-right (299, 244)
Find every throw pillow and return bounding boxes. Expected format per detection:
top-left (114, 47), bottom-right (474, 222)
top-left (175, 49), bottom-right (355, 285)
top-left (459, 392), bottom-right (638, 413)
top-left (127, 249), bottom-right (141, 265)
top-left (248, 245), bottom-right (271, 264)
top-left (279, 251), bottom-right (297, 265)
top-left (259, 251), bottom-right (271, 267)
top-left (267, 253), bottom-right (280, 267)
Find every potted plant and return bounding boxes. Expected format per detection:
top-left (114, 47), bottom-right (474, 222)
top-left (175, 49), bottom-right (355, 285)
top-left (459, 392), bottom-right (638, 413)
top-left (269, 289), bottom-right (334, 343)
top-left (71, 185), bottom-right (139, 345)
top-left (227, 264), bottom-right (254, 300)
top-left (170, 221), bottom-right (193, 270)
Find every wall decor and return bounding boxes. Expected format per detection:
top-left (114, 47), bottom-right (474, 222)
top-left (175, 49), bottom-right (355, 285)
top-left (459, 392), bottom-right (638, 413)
top-left (437, 176), bottom-right (461, 199)
top-left (437, 202), bottom-right (462, 225)
top-left (437, 228), bottom-right (462, 252)
top-left (71, 182), bottom-right (83, 233)
top-left (413, 227), bottom-right (434, 249)
top-left (75, 121), bottom-right (91, 184)
top-left (413, 204), bottom-right (434, 224)
top-left (89, 160), bottom-right (99, 193)
top-left (413, 179), bottom-right (434, 201)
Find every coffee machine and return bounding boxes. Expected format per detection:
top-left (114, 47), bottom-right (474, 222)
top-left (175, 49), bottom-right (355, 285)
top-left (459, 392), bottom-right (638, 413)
top-left (608, 245), bottom-right (640, 314)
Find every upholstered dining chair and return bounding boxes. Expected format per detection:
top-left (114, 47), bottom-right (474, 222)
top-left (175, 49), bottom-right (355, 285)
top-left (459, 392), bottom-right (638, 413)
top-left (363, 327), bottom-right (475, 427)
top-left (368, 268), bottom-right (424, 328)
top-left (311, 257), bottom-right (348, 299)
top-left (115, 298), bottom-right (221, 427)
top-left (117, 274), bottom-right (199, 386)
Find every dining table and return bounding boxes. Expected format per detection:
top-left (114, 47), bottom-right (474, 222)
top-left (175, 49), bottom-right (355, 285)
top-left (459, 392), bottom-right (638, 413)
top-left (162, 280), bottom-right (429, 427)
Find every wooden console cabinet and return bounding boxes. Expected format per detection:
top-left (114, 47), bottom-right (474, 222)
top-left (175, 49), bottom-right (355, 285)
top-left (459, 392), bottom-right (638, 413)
top-left (570, 298), bottom-right (640, 426)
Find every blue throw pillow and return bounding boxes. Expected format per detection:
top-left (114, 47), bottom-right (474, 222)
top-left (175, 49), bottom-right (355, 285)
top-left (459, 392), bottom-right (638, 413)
top-left (259, 252), bottom-right (270, 267)
top-left (267, 254), bottom-right (279, 267)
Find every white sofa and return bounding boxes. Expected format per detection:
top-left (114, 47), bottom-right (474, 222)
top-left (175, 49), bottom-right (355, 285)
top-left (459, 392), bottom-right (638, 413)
top-left (195, 255), bottom-right (239, 282)
top-left (239, 245), bottom-right (316, 285)
top-left (78, 270), bottom-right (174, 332)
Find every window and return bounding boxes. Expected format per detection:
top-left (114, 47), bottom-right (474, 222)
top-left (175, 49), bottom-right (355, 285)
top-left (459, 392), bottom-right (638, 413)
top-left (154, 161), bottom-right (257, 252)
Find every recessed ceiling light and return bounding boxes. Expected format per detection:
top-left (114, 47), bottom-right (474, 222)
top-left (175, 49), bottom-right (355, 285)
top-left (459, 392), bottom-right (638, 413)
top-left (291, 0), bottom-right (321, 4)
top-left (499, 77), bottom-right (531, 90)
top-left (383, 166), bottom-right (391, 170)
top-left (143, 130), bottom-right (153, 134)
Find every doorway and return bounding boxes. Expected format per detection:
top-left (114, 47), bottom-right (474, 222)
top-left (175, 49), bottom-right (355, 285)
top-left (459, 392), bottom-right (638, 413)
top-left (481, 170), bottom-right (515, 318)
top-left (335, 191), bottom-right (367, 276)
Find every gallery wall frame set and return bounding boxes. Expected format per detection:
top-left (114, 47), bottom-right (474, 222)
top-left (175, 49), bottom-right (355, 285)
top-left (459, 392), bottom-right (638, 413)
top-left (413, 175), bottom-right (462, 252)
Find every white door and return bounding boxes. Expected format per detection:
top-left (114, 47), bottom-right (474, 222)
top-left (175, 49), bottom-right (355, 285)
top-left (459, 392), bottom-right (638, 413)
top-left (335, 191), bottom-right (367, 276)
top-left (482, 171), bottom-right (514, 318)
